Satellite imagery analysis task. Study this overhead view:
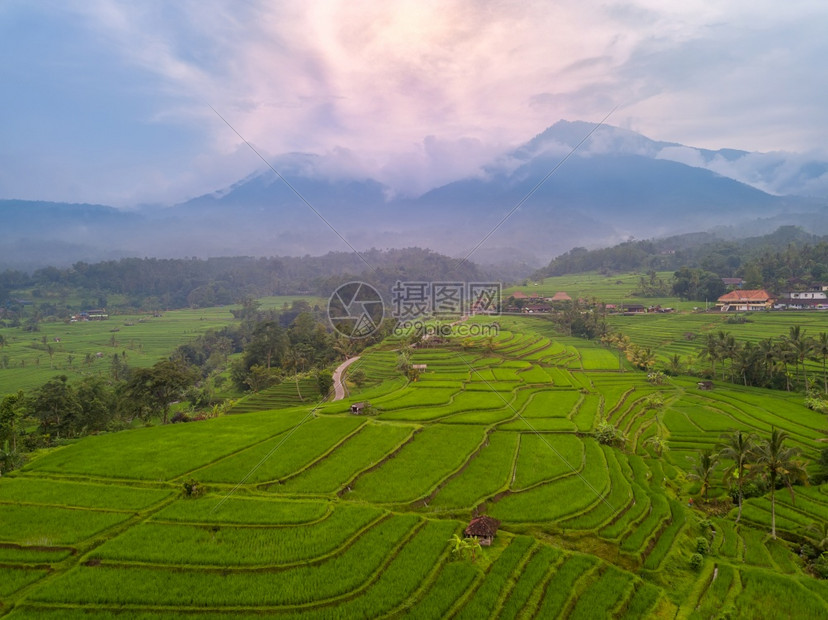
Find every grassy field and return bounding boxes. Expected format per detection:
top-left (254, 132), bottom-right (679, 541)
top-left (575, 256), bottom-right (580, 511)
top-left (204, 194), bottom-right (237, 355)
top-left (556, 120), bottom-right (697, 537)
top-left (1, 314), bottom-right (826, 618)
top-left (505, 271), bottom-right (700, 311)
top-left (0, 296), bottom-right (321, 393)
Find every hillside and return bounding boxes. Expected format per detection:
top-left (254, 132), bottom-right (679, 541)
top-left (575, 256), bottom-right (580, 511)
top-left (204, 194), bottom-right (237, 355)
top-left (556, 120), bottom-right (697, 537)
top-left (1, 317), bottom-right (826, 618)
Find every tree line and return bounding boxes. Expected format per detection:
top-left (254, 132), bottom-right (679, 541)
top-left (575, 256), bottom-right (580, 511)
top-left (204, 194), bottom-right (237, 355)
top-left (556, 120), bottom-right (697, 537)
top-left (534, 225), bottom-right (828, 301)
top-left (0, 247), bottom-right (484, 318)
top-left (0, 300), bottom-right (378, 476)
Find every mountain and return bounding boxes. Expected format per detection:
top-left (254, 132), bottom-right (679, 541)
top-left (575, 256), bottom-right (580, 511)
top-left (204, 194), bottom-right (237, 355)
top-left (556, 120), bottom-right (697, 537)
top-left (1, 121), bottom-right (826, 270)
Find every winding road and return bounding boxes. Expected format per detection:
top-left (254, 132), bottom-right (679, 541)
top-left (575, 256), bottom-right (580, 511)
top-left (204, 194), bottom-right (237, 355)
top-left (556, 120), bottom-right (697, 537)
top-left (332, 356), bottom-right (361, 401)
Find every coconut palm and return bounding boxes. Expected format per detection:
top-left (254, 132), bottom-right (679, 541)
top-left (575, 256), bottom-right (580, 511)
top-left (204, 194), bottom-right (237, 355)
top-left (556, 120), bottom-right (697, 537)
top-left (717, 430), bottom-right (757, 523)
top-left (753, 428), bottom-right (809, 539)
top-left (813, 332), bottom-right (828, 394)
top-left (687, 449), bottom-right (719, 501)
top-left (703, 333), bottom-right (720, 378)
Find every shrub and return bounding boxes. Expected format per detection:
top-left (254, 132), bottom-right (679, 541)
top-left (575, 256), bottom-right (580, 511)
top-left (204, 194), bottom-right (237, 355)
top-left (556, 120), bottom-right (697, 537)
top-left (696, 536), bottom-right (710, 555)
top-left (647, 371), bottom-right (666, 385)
top-left (690, 553), bottom-right (704, 571)
top-left (170, 411), bottom-right (191, 424)
top-left (594, 420), bottom-right (627, 448)
top-left (814, 553), bottom-right (828, 579)
top-left (181, 478), bottom-right (205, 498)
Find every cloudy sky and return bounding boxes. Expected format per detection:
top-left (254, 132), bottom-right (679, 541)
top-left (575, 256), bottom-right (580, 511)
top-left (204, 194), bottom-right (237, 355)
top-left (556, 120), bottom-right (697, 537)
top-left (1, 0), bottom-right (826, 207)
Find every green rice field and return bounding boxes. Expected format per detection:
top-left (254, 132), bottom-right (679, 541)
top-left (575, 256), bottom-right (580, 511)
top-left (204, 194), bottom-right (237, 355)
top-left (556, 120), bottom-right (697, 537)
top-left (1, 313), bottom-right (826, 618)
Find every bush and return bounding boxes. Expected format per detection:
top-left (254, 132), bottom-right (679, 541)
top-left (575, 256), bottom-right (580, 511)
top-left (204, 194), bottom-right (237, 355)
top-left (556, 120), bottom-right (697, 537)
top-left (730, 480), bottom-right (767, 504)
top-left (594, 420), bottom-right (627, 448)
top-left (170, 411), bottom-right (191, 424)
top-left (689, 553), bottom-right (704, 571)
top-left (814, 553), bottom-right (828, 579)
top-left (696, 536), bottom-right (710, 555)
top-left (182, 478), bottom-right (205, 498)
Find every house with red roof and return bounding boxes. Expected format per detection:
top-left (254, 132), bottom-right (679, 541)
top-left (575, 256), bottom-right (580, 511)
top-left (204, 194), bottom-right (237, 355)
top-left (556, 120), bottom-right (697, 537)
top-left (716, 289), bottom-right (774, 312)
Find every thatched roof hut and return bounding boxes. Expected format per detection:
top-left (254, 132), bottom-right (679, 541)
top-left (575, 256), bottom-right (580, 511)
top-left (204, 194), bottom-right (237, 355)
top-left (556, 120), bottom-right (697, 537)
top-left (464, 515), bottom-right (500, 546)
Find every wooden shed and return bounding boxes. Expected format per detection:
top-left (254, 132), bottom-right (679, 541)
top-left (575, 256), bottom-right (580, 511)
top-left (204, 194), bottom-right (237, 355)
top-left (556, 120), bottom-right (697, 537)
top-left (464, 515), bottom-right (500, 546)
top-left (697, 381), bottom-right (714, 391)
top-left (350, 401), bottom-right (370, 414)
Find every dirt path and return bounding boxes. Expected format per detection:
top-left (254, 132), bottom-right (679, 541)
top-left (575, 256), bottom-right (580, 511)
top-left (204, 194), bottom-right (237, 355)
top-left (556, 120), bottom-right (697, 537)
top-left (332, 356), bottom-right (361, 401)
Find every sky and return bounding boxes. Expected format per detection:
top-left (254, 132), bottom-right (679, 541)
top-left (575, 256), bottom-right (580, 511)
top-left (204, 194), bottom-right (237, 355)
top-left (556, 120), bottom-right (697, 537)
top-left (1, 0), bottom-right (826, 207)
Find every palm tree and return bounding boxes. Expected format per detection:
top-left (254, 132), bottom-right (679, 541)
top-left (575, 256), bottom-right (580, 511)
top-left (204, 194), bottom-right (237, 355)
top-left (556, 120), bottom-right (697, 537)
top-left (785, 326), bottom-right (814, 389)
top-left (774, 342), bottom-right (796, 391)
top-left (753, 428), bottom-right (809, 539)
top-left (717, 430), bottom-right (757, 523)
top-left (758, 338), bottom-right (777, 386)
top-left (813, 332), bottom-right (828, 394)
top-left (703, 333), bottom-right (720, 378)
top-left (687, 449), bottom-right (719, 502)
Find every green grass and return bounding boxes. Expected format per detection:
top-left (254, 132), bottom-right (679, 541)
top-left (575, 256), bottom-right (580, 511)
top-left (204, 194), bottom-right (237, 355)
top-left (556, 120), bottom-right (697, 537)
top-left (92, 504), bottom-right (382, 566)
top-left (0, 477), bottom-right (172, 510)
top-left (192, 416), bottom-right (365, 484)
top-left (0, 504), bottom-right (131, 546)
top-left (0, 566), bottom-right (48, 597)
top-left (511, 433), bottom-right (585, 490)
top-left (535, 554), bottom-right (599, 618)
top-left (3, 313), bottom-right (825, 618)
top-left (348, 425), bottom-right (485, 504)
top-left (24, 407), bottom-right (311, 480)
top-left (152, 495), bottom-right (328, 525)
top-left (454, 536), bottom-right (534, 620)
top-left (278, 422), bottom-right (415, 494)
top-left (430, 431), bottom-right (518, 509)
top-left (29, 514), bottom-right (420, 607)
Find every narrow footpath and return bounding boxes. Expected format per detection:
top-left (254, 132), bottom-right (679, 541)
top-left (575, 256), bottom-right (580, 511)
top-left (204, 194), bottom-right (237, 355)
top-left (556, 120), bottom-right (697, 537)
top-left (332, 356), bottom-right (360, 401)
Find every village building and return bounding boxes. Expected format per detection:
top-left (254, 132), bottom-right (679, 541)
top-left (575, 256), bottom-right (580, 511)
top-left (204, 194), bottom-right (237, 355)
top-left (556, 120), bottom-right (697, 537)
top-left (697, 380), bottom-right (714, 390)
top-left (350, 401), bottom-right (370, 415)
top-left (721, 277), bottom-right (745, 289)
top-left (547, 291), bottom-right (572, 302)
top-left (464, 515), bottom-right (500, 546)
top-left (715, 289), bottom-right (774, 312)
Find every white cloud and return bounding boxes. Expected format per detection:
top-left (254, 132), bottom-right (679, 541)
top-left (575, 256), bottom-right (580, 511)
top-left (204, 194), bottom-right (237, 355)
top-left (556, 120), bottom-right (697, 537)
top-left (3, 0), bottom-right (828, 204)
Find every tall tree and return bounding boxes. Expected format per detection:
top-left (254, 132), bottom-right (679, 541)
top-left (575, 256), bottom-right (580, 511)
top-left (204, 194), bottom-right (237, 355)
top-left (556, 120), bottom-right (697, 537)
top-left (753, 428), bottom-right (809, 539)
top-left (718, 430), bottom-right (757, 523)
top-left (813, 332), bottom-right (828, 394)
top-left (0, 391), bottom-right (26, 454)
top-left (123, 360), bottom-right (194, 424)
top-left (31, 376), bottom-right (82, 439)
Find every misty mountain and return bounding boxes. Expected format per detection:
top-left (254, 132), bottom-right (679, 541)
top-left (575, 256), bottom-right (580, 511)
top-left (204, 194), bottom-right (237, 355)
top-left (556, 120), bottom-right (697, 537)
top-left (1, 121), bottom-right (826, 270)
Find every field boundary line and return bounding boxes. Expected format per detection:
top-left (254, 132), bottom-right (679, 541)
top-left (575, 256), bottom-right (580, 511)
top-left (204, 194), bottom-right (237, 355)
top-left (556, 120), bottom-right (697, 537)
top-left (91, 512), bottom-right (389, 571)
top-left (256, 418), bottom-right (368, 487)
top-left (455, 350), bottom-right (617, 515)
top-left (523, 552), bottom-right (567, 620)
top-left (417, 426), bottom-right (493, 508)
top-left (337, 427), bottom-right (423, 497)
top-left (376, 524), bottom-right (462, 620)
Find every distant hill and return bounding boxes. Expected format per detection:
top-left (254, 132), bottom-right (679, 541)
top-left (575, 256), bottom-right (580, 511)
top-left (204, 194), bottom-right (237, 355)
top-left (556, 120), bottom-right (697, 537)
top-left (2, 121), bottom-right (826, 269)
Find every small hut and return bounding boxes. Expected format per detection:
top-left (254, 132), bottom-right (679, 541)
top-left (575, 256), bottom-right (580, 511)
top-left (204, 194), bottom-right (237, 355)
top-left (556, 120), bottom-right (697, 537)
top-left (350, 401), bottom-right (370, 414)
top-left (464, 515), bottom-right (500, 546)
top-left (697, 380), bottom-right (714, 391)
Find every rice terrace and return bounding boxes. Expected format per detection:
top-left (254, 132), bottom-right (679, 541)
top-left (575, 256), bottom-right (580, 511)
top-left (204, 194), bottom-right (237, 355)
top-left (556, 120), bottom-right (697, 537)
top-left (4, 2), bottom-right (828, 618)
top-left (2, 302), bottom-right (827, 618)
